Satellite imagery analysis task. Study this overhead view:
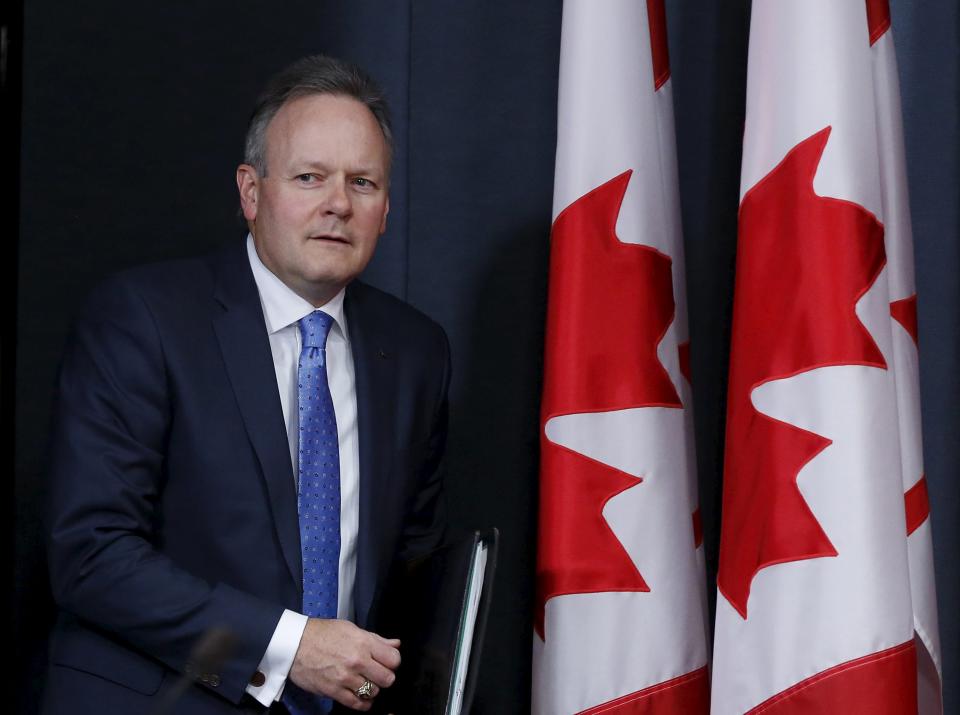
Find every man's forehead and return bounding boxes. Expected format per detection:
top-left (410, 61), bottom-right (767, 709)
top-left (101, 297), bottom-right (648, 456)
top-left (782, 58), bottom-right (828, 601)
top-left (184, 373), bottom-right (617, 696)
top-left (264, 93), bottom-right (391, 179)
top-left (264, 94), bottom-right (389, 164)
top-left (271, 94), bottom-right (381, 138)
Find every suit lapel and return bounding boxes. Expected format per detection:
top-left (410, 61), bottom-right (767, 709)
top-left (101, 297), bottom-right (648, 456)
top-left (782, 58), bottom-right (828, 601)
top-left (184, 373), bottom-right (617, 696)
top-left (346, 283), bottom-right (397, 628)
top-left (209, 245), bottom-right (302, 594)
top-left (207, 249), bottom-right (398, 622)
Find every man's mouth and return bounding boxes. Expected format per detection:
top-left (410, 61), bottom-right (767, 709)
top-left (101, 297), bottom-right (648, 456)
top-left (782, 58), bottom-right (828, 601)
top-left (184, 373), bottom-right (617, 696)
top-left (309, 234), bottom-right (349, 244)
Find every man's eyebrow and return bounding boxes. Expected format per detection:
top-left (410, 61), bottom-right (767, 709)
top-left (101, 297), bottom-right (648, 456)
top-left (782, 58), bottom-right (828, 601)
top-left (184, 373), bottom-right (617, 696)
top-left (294, 161), bottom-right (331, 173)
top-left (295, 160), bottom-right (385, 177)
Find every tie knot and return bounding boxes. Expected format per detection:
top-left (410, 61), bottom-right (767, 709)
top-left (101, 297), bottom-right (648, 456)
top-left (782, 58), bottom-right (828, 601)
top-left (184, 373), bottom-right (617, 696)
top-left (298, 310), bottom-right (335, 349)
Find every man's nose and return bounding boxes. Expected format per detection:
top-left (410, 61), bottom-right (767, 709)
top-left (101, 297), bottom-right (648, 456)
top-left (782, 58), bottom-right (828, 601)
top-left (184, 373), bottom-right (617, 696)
top-left (322, 179), bottom-right (352, 217)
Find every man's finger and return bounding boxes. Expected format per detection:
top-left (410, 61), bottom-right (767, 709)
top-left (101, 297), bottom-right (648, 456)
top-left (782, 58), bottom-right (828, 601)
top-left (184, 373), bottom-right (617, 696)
top-left (346, 673), bottom-right (380, 699)
top-left (338, 685), bottom-right (375, 711)
top-left (373, 634), bottom-right (401, 648)
top-left (370, 640), bottom-right (401, 670)
top-left (332, 685), bottom-right (373, 711)
top-left (358, 659), bottom-right (394, 689)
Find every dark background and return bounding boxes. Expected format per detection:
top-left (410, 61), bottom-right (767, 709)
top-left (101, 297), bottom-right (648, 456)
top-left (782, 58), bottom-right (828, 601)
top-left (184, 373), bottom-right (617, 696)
top-left (10, 1), bottom-right (958, 712)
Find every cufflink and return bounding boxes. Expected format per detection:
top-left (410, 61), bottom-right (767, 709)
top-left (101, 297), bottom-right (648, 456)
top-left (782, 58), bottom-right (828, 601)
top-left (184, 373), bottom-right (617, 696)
top-left (250, 670), bottom-right (266, 688)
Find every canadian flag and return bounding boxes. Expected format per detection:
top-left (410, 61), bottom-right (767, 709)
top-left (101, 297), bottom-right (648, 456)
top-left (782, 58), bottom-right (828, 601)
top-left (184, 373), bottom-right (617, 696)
top-left (711, 1), bottom-right (942, 713)
top-left (532, 1), bottom-right (709, 712)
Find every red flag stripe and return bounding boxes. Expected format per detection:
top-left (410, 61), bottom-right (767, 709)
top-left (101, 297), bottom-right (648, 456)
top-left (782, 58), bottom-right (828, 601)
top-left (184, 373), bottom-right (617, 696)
top-left (748, 641), bottom-right (916, 714)
top-left (578, 666), bottom-right (710, 714)
top-left (865, 0), bottom-right (892, 46)
top-left (905, 475), bottom-right (931, 536)
top-left (646, 0), bottom-right (671, 90)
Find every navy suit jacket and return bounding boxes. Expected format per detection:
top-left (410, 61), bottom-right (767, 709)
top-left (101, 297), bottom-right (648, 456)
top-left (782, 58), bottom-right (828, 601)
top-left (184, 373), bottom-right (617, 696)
top-left (43, 242), bottom-right (450, 714)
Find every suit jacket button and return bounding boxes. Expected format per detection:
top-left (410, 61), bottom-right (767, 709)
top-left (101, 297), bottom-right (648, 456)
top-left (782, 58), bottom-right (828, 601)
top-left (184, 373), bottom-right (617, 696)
top-left (250, 671), bottom-right (266, 688)
top-left (208, 674), bottom-right (221, 687)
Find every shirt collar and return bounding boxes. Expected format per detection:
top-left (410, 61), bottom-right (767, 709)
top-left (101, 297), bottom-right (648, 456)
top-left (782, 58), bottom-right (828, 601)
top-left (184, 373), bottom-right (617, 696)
top-left (246, 234), bottom-right (348, 341)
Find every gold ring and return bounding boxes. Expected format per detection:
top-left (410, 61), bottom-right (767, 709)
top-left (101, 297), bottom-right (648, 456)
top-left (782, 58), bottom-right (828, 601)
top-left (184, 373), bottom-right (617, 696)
top-left (356, 679), bottom-right (375, 700)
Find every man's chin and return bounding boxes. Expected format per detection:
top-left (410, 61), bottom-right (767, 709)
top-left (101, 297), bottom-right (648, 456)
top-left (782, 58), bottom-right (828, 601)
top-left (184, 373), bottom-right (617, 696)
top-left (296, 267), bottom-right (362, 299)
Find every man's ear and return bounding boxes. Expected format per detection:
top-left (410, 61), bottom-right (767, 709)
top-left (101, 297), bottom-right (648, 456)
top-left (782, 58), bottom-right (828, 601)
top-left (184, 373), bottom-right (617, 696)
top-left (379, 197), bottom-right (390, 234)
top-left (236, 164), bottom-right (259, 221)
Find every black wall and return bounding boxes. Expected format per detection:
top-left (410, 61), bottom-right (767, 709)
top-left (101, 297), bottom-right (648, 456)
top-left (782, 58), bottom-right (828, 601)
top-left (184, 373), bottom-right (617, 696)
top-left (14, 1), bottom-right (959, 712)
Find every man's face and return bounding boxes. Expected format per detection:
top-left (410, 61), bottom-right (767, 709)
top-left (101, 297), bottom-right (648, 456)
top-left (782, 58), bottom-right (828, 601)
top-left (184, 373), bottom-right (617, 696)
top-left (237, 93), bottom-right (390, 305)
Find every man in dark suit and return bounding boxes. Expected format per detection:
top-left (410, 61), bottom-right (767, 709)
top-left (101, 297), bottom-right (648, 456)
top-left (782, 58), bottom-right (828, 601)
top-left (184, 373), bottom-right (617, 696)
top-left (43, 55), bottom-right (449, 714)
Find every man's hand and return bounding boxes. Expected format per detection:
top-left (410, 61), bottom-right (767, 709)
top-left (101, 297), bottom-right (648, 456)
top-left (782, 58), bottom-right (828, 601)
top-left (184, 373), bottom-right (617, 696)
top-left (288, 618), bottom-right (401, 711)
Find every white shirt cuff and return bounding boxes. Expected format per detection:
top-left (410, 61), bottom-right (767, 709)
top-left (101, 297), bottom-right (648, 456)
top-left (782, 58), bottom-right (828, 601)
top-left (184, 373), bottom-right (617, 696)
top-left (245, 609), bottom-right (309, 705)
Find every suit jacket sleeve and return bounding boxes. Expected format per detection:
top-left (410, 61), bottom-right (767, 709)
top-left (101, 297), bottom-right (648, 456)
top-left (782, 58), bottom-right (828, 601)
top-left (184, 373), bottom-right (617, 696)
top-left (46, 274), bottom-right (283, 704)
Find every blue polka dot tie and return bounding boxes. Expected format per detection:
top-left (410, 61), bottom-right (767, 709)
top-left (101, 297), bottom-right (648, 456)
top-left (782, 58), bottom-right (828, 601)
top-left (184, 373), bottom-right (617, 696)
top-left (284, 310), bottom-right (339, 715)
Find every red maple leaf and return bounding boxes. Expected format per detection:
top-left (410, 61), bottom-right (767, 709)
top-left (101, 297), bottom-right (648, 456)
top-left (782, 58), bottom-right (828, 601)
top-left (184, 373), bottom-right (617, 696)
top-left (678, 340), bottom-right (692, 384)
top-left (890, 294), bottom-right (918, 345)
top-left (866, 0), bottom-right (892, 46)
top-left (647, 0), bottom-right (671, 90)
top-left (536, 170), bottom-right (680, 639)
top-left (718, 127), bottom-right (887, 618)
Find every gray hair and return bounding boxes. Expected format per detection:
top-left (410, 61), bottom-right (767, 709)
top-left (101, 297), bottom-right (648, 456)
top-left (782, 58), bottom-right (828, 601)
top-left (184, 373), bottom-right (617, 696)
top-left (243, 55), bottom-right (393, 177)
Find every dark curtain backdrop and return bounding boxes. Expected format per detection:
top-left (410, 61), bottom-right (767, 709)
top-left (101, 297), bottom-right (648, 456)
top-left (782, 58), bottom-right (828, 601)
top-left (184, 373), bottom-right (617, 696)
top-left (14, 1), bottom-right (958, 712)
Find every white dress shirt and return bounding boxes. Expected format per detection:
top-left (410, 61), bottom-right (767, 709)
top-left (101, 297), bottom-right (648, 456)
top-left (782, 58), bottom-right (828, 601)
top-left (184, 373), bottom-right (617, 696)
top-left (243, 235), bottom-right (361, 704)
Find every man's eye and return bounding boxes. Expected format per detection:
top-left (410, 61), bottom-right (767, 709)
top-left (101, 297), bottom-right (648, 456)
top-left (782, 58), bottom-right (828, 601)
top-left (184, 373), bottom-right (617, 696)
top-left (296, 174), bottom-right (318, 183)
top-left (351, 177), bottom-right (374, 188)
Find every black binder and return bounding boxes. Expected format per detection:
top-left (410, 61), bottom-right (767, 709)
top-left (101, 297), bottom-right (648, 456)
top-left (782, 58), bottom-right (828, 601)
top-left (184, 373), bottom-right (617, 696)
top-left (374, 529), bottom-right (499, 715)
